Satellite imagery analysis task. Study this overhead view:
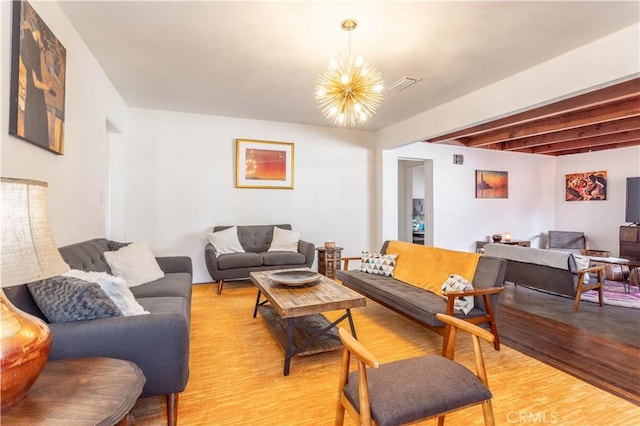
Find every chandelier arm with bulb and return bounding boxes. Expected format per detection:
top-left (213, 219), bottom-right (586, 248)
top-left (315, 19), bottom-right (383, 127)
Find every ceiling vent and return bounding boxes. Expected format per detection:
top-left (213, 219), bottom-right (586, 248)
top-left (387, 76), bottom-right (422, 92)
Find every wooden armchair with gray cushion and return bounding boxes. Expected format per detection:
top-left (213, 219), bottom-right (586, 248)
top-left (335, 314), bottom-right (496, 426)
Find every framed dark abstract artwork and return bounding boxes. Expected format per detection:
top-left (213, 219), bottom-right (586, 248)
top-left (9, 0), bottom-right (66, 155)
top-left (235, 139), bottom-right (294, 189)
top-left (566, 171), bottom-right (607, 201)
top-left (476, 170), bottom-right (508, 199)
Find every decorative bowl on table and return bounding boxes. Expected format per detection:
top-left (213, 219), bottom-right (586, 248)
top-left (269, 271), bottom-right (322, 287)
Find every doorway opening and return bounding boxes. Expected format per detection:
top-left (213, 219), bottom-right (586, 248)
top-left (398, 159), bottom-right (433, 246)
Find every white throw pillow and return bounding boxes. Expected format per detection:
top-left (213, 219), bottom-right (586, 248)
top-left (268, 227), bottom-right (300, 252)
top-left (441, 274), bottom-right (475, 315)
top-left (103, 242), bottom-right (165, 287)
top-left (573, 255), bottom-right (591, 284)
top-left (63, 269), bottom-right (149, 316)
top-left (207, 226), bottom-right (245, 255)
top-left (574, 255), bottom-right (590, 270)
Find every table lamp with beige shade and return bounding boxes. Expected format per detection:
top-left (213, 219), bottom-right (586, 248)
top-left (1, 178), bottom-right (69, 411)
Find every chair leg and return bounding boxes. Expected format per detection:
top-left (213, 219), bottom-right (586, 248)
top-left (573, 293), bottom-right (582, 313)
top-left (481, 399), bottom-right (495, 426)
top-left (597, 269), bottom-right (604, 307)
top-left (489, 321), bottom-right (500, 351)
top-left (574, 274), bottom-right (586, 312)
top-left (334, 394), bottom-right (346, 425)
top-left (437, 415), bottom-right (446, 426)
top-left (217, 280), bottom-right (224, 295)
top-left (167, 392), bottom-right (178, 426)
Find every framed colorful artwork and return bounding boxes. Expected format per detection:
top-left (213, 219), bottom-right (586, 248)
top-left (475, 170), bottom-right (508, 198)
top-left (235, 139), bottom-right (294, 189)
top-left (9, 0), bottom-right (67, 155)
top-left (566, 171), bottom-right (607, 201)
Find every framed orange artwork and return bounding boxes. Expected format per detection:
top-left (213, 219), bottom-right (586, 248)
top-left (566, 170), bottom-right (607, 201)
top-left (235, 139), bottom-right (294, 189)
top-left (476, 170), bottom-right (508, 199)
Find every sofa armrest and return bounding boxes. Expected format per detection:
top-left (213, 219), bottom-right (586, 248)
top-left (204, 243), bottom-right (220, 279)
top-left (342, 256), bottom-right (361, 270)
top-left (443, 287), bottom-right (503, 318)
top-left (156, 256), bottom-right (193, 275)
top-left (298, 240), bottom-right (315, 267)
top-left (442, 287), bottom-right (504, 297)
top-left (571, 265), bottom-right (605, 275)
top-left (48, 313), bottom-right (189, 397)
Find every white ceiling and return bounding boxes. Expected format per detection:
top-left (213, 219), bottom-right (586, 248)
top-left (58, 1), bottom-right (640, 131)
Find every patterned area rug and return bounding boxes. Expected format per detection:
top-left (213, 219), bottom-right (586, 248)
top-left (581, 280), bottom-right (640, 309)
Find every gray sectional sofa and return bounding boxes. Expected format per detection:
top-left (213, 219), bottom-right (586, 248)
top-left (3, 238), bottom-right (192, 426)
top-left (204, 224), bottom-right (315, 294)
top-left (483, 243), bottom-right (604, 312)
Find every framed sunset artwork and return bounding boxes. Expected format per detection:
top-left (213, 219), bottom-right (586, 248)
top-left (475, 170), bottom-right (508, 199)
top-left (235, 139), bottom-right (294, 189)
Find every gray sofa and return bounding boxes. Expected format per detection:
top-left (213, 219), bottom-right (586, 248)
top-left (3, 238), bottom-right (192, 426)
top-left (204, 224), bottom-right (315, 294)
top-left (336, 241), bottom-right (506, 350)
top-left (483, 243), bottom-right (604, 312)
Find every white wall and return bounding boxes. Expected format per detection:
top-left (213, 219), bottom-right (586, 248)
top-left (125, 108), bottom-right (376, 283)
top-left (555, 146), bottom-right (640, 256)
top-left (0, 0), bottom-right (128, 246)
top-left (384, 143), bottom-right (556, 252)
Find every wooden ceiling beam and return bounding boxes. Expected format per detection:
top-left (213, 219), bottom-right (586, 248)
top-left (463, 97), bottom-right (640, 147)
top-left (426, 77), bottom-right (640, 143)
top-left (525, 130), bottom-right (640, 154)
top-left (501, 116), bottom-right (640, 150)
top-left (554, 140), bottom-right (640, 156)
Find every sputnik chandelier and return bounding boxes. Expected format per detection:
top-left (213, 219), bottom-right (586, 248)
top-left (315, 19), bottom-right (384, 127)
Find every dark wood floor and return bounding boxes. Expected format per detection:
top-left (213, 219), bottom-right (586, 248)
top-left (498, 283), bottom-right (640, 405)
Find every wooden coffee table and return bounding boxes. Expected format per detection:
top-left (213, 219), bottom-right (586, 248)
top-left (2, 357), bottom-right (145, 425)
top-left (251, 268), bottom-right (366, 376)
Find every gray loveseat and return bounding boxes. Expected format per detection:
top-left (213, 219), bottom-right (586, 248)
top-left (204, 224), bottom-right (315, 294)
top-left (3, 238), bottom-right (192, 426)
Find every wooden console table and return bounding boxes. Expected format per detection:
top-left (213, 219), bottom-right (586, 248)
top-left (3, 357), bottom-right (145, 425)
top-left (476, 240), bottom-right (530, 252)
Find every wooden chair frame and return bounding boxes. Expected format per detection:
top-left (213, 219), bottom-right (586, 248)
top-left (572, 265), bottom-right (604, 312)
top-left (335, 313), bottom-right (496, 426)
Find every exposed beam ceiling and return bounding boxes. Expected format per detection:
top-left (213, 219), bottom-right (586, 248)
top-left (426, 78), bottom-right (640, 156)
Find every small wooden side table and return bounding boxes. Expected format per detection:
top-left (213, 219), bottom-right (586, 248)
top-left (3, 357), bottom-right (145, 425)
top-left (316, 247), bottom-right (343, 279)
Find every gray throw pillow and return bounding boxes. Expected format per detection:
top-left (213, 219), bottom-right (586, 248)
top-left (27, 276), bottom-right (123, 323)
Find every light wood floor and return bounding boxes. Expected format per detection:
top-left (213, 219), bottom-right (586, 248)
top-left (132, 282), bottom-right (640, 425)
